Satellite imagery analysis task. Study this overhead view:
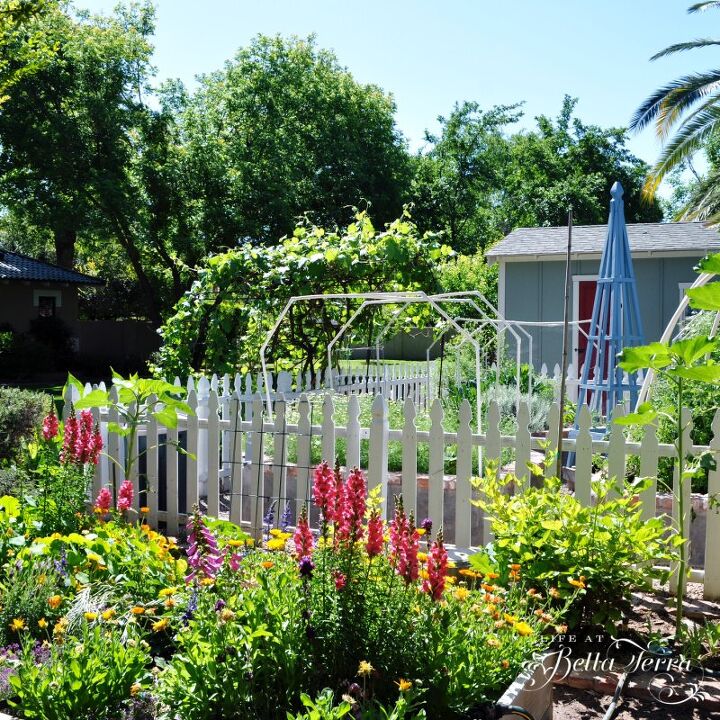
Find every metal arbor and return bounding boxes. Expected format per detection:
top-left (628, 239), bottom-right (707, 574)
top-left (576, 181), bottom-right (645, 416)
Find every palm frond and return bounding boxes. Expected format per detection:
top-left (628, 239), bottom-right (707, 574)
top-left (651, 39), bottom-right (720, 60)
top-left (656, 85), bottom-right (720, 140)
top-left (688, 2), bottom-right (720, 14)
top-left (643, 105), bottom-right (720, 197)
top-left (630, 70), bottom-right (720, 132)
top-left (680, 168), bottom-right (720, 223)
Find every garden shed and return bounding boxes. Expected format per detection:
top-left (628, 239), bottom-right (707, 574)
top-left (486, 221), bottom-right (720, 371)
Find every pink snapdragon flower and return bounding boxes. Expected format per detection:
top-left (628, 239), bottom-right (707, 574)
top-left (60, 409), bottom-right (78, 464)
top-left (42, 407), bottom-right (59, 441)
top-left (365, 509), bottom-right (384, 558)
top-left (94, 487), bottom-right (112, 514)
top-left (312, 462), bottom-right (336, 523)
top-left (336, 468), bottom-right (366, 544)
top-left (293, 505), bottom-right (314, 559)
top-left (185, 510), bottom-right (224, 583)
top-left (116, 479), bottom-right (134, 513)
top-left (59, 407), bottom-right (103, 465)
top-left (422, 530), bottom-right (448, 601)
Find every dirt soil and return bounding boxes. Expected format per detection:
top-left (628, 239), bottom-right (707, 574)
top-left (549, 584), bottom-right (720, 719)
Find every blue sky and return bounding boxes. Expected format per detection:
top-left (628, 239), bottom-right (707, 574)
top-left (81, 0), bottom-right (715, 168)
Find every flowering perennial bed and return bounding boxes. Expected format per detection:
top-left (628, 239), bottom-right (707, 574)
top-left (0, 408), bottom-right (573, 720)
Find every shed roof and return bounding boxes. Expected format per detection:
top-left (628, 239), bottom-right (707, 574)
top-left (0, 249), bottom-right (103, 285)
top-left (486, 221), bottom-right (720, 260)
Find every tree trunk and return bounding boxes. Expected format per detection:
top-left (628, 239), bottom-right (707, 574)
top-left (54, 227), bottom-right (76, 269)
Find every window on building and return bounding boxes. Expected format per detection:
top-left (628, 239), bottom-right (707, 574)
top-left (37, 295), bottom-right (56, 318)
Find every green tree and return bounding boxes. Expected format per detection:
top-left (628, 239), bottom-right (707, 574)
top-left (500, 96), bottom-right (662, 230)
top-left (631, 2), bottom-right (720, 199)
top-left (0, 1), bottom-right (169, 322)
top-left (175, 34), bottom-right (410, 248)
top-left (152, 211), bottom-right (452, 379)
top-left (0, 0), bottom-right (59, 104)
top-left (409, 102), bottom-right (521, 254)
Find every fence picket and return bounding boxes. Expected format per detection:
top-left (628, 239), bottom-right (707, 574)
top-left (346, 394), bottom-right (361, 471)
top-left (296, 395), bottom-right (312, 519)
top-left (228, 397), bottom-right (243, 526)
top-left (146, 397), bottom-right (159, 528)
top-left (186, 390), bottom-right (199, 516)
top-left (322, 394), bottom-right (336, 466)
top-left (428, 399), bottom-right (444, 534)
top-left (607, 405), bottom-right (627, 496)
top-left (206, 390), bottom-right (220, 518)
top-left (639, 421), bottom-right (659, 522)
top-left (545, 403), bottom-right (560, 478)
top-left (249, 395), bottom-right (266, 541)
top-left (515, 401), bottom-right (531, 491)
top-left (165, 421), bottom-right (179, 536)
top-left (368, 394), bottom-right (389, 507)
top-left (574, 404), bottom-right (593, 506)
top-left (402, 397), bottom-right (418, 516)
top-left (455, 399), bottom-right (473, 548)
top-left (272, 395), bottom-right (288, 514)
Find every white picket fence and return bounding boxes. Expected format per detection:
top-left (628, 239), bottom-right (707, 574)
top-left (63, 372), bottom-right (720, 601)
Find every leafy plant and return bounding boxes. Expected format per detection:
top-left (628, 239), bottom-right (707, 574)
top-left (67, 371), bottom-right (193, 488)
top-left (617, 252), bottom-right (720, 639)
top-left (471, 460), bottom-right (672, 632)
top-left (0, 386), bottom-right (49, 463)
top-left (8, 622), bottom-right (151, 720)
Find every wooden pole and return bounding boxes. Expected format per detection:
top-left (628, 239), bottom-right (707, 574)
top-left (555, 208), bottom-right (573, 480)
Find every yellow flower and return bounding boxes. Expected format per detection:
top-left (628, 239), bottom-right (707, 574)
top-left (358, 660), bottom-right (374, 677)
top-left (38, 573), bottom-right (47, 585)
top-left (10, 618), bottom-right (25, 631)
top-left (459, 568), bottom-right (478, 579)
top-left (48, 595), bottom-right (62, 610)
top-left (200, 577), bottom-right (214, 586)
top-left (87, 552), bottom-right (102, 564)
top-left (568, 577), bottom-right (586, 589)
top-left (416, 528), bottom-right (426, 536)
top-left (53, 618), bottom-right (68, 635)
top-left (152, 618), bottom-right (169, 632)
top-left (396, 678), bottom-right (412, 692)
top-left (131, 606), bottom-right (145, 615)
top-left (417, 552), bottom-right (428, 563)
top-left (84, 612), bottom-right (98, 622)
top-left (445, 575), bottom-right (456, 585)
top-left (140, 506), bottom-right (150, 514)
top-left (102, 608), bottom-right (116, 621)
top-left (38, 618), bottom-right (48, 629)
top-left (228, 539), bottom-right (244, 547)
top-left (130, 683), bottom-right (141, 696)
top-left (515, 621), bottom-right (533, 637)
top-left (454, 587), bottom-right (470, 602)
top-left (159, 587), bottom-right (177, 598)
top-left (269, 528), bottom-right (282, 537)
top-left (503, 613), bottom-right (518, 624)
top-left (266, 538), bottom-right (286, 551)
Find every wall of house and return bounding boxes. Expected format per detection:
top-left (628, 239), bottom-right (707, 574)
top-left (0, 282), bottom-right (79, 333)
top-left (502, 256), bottom-right (704, 370)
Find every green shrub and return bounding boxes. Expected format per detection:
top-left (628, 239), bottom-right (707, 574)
top-left (0, 386), bottom-right (50, 463)
top-left (471, 462), bottom-right (673, 631)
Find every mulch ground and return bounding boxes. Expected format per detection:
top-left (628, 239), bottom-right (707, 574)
top-left (550, 584), bottom-right (720, 718)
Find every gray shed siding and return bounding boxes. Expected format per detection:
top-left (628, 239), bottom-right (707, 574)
top-left (502, 256), bottom-right (702, 370)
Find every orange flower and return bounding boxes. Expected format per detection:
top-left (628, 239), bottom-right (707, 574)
top-left (131, 606), bottom-right (145, 615)
top-left (48, 595), bottom-right (62, 610)
top-left (261, 561), bottom-right (274, 570)
top-left (568, 577), bottom-right (586, 589)
top-left (501, 659), bottom-right (510, 669)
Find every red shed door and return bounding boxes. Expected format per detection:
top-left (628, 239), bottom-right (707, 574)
top-left (576, 280), bottom-right (597, 372)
